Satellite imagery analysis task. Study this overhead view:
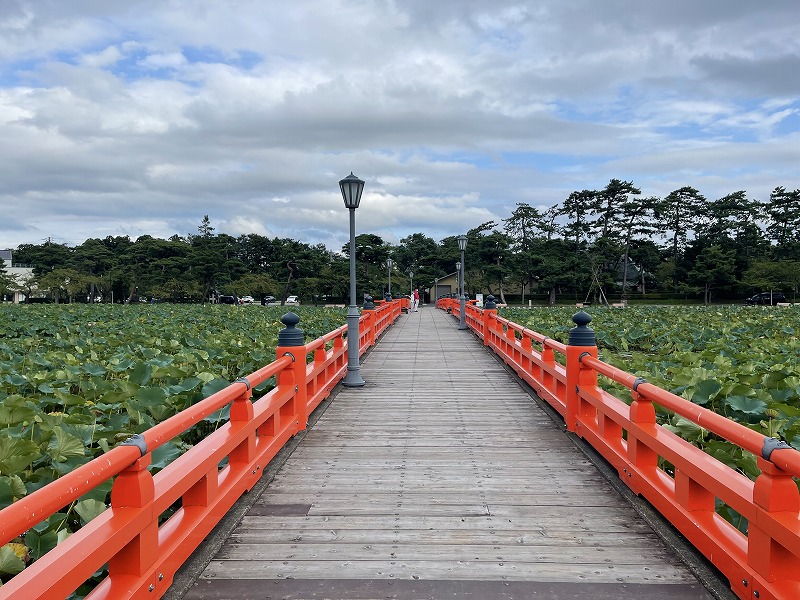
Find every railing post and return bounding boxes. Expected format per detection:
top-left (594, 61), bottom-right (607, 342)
top-left (362, 294), bottom-right (375, 348)
top-left (228, 379), bottom-right (256, 466)
top-left (275, 312), bottom-right (308, 433)
top-left (565, 310), bottom-right (598, 433)
top-left (392, 298), bottom-right (401, 321)
top-left (625, 380), bottom-right (658, 491)
top-left (109, 437), bottom-right (157, 588)
top-left (483, 295), bottom-right (497, 347)
top-left (747, 449), bottom-right (800, 587)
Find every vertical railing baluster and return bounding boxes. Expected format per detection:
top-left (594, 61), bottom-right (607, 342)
top-left (565, 311), bottom-right (598, 433)
top-left (275, 312), bottom-right (307, 433)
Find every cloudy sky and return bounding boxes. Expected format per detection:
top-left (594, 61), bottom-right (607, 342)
top-left (2, 1), bottom-right (799, 251)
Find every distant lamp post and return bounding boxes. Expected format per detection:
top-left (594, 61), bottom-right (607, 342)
top-left (387, 258), bottom-right (393, 299)
top-left (340, 172), bottom-right (366, 387)
top-left (458, 235), bottom-right (468, 330)
top-left (409, 270), bottom-right (414, 298)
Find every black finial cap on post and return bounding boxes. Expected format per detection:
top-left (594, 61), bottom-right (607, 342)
top-left (569, 310), bottom-right (596, 346)
top-left (363, 294), bottom-right (375, 310)
top-left (278, 312), bottom-right (305, 346)
top-left (485, 295), bottom-right (496, 309)
top-left (384, 292), bottom-right (392, 302)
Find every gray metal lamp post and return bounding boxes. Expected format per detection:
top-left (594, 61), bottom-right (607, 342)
top-left (387, 258), bottom-right (393, 298)
top-left (458, 235), bottom-right (468, 330)
top-left (340, 172), bottom-right (366, 387)
top-left (409, 270), bottom-right (414, 299)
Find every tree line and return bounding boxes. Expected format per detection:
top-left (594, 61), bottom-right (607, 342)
top-left (2, 182), bottom-right (799, 305)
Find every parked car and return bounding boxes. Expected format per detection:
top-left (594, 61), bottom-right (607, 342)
top-left (744, 291), bottom-right (786, 306)
top-left (285, 295), bottom-right (301, 306)
top-left (240, 295), bottom-right (255, 304)
top-left (261, 295), bottom-right (279, 306)
top-left (217, 295), bottom-right (238, 305)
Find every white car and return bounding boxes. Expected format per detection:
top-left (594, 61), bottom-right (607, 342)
top-left (240, 295), bottom-right (255, 304)
top-left (285, 295), bottom-right (301, 305)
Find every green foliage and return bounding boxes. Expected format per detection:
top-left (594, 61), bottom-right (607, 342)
top-left (0, 303), bottom-right (345, 583)
top-left (502, 304), bottom-right (800, 460)
top-left (502, 304), bottom-right (800, 531)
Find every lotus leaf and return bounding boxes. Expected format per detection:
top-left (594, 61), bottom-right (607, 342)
top-left (24, 530), bottom-right (58, 561)
top-left (689, 379), bottom-right (721, 406)
top-left (0, 545), bottom-right (25, 576)
top-left (75, 499), bottom-right (107, 526)
top-left (46, 427), bottom-right (86, 462)
top-left (725, 396), bottom-right (768, 416)
top-left (128, 362), bottom-right (152, 386)
top-left (0, 435), bottom-right (40, 475)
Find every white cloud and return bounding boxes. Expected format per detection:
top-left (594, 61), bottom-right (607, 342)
top-left (1, 0), bottom-right (799, 251)
top-left (138, 51), bottom-right (187, 70)
top-left (79, 45), bottom-right (122, 68)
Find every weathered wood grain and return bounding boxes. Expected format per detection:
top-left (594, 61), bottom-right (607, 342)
top-left (184, 306), bottom-right (714, 598)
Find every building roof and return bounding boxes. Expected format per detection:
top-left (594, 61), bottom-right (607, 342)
top-left (0, 249), bottom-right (12, 261)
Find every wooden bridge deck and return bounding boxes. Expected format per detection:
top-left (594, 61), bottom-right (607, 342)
top-left (176, 305), bottom-right (720, 599)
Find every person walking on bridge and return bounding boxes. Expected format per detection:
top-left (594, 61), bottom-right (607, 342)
top-left (412, 288), bottom-right (420, 312)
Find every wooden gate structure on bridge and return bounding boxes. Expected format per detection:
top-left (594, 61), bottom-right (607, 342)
top-left (1, 297), bottom-right (799, 599)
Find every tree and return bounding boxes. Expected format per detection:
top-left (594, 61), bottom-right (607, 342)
top-left (765, 187), bottom-right (800, 259)
top-left (559, 190), bottom-right (598, 252)
top-left (687, 245), bottom-right (737, 304)
top-left (692, 191), bottom-right (769, 284)
top-left (503, 203), bottom-right (554, 303)
top-left (617, 195), bottom-right (659, 299)
top-left (13, 241), bottom-right (72, 275)
top-left (467, 222), bottom-right (512, 304)
top-left (188, 233), bottom-right (244, 301)
top-left (0, 260), bottom-right (9, 297)
top-left (627, 240), bottom-right (664, 295)
top-left (38, 268), bottom-right (93, 303)
top-left (596, 179), bottom-right (641, 240)
top-left (198, 215), bottom-right (215, 237)
top-left (742, 260), bottom-right (800, 301)
top-left (343, 234), bottom-right (390, 297)
top-left (659, 186), bottom-right (707, 286)
top-left (530, 238), bottom-right (586, 305)
top-left (391, 233), bottom-right (441, 297)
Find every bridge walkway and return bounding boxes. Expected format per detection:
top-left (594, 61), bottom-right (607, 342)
top-left (176, 305), bottom-right (720, 599)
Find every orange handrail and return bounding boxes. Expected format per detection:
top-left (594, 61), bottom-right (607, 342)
top-left (0, 301), bottom-right (403, 600)
top-left (439, 301), bottom-right (800, 600)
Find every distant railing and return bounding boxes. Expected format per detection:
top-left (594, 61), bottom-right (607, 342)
top-left (439, 295), bottom-right (800, 600)
top-left (0, 299), bottom-right (403, 599)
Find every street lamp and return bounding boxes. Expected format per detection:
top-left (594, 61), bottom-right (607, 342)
top-left (386, 258), bottom-right (393, 299)
top-left (457, 235), bottom-right (468, 330)
top-left (340, 172), bottom-right (365, 387)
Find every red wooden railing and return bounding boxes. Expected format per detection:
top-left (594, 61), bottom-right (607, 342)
top-left (0, 300), bottom-right (404, 600)
top-left (439, 297), bottom-right (800, 600)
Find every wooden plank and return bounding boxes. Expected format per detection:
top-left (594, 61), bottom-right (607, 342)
top-left (227, 528), bottom-right (662, 547)
top-left (238, 514), bottom-right (657, 533)
top-left (185, 307), bottom-right (710, 596)
top-left (187, 579), bottom-right (713, 600)
top-left (215, 542), bottom-right (683, 565)
top-left (200, 559), bottom-right (696, 583)
top-left (254, 491), bottom-right (625, 508)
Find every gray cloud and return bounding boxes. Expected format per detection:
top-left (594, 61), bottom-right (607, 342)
top-left (1, 1), bottom-right (799, 250)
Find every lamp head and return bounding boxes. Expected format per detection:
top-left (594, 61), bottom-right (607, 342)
top-left (339, 172), bottom-right (365, 209)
